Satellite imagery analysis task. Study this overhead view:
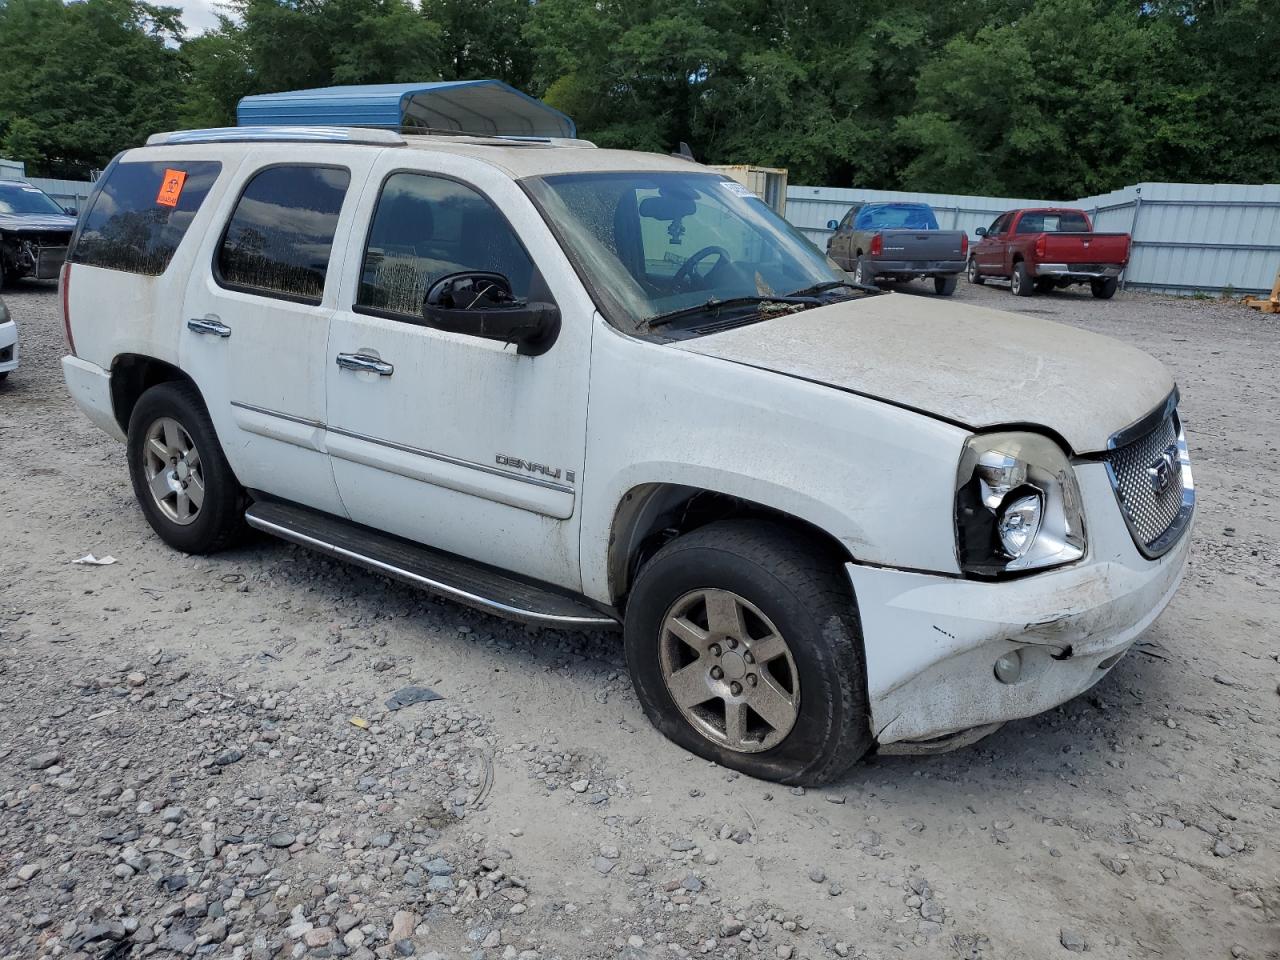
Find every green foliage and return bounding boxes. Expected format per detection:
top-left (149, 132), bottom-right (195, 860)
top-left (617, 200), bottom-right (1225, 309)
top-left (0, 0), bottom-right (1277, 192)
top-left (0, 0), bottom-right (185, 177)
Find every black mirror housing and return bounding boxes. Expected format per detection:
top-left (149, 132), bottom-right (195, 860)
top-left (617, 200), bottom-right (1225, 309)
top-left (423, 272), bottom-right (559, 356)
top-left (975, 226), bottom-right (987, 237)
top-left (826, 219), bottom-right (839, 230)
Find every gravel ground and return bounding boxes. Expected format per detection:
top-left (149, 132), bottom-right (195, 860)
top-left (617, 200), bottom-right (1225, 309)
top-left (0, 277), bottom-right (1277, 960)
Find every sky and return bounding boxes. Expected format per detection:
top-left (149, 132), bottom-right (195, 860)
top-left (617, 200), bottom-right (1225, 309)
top-left (176, 0), bottom-right (223, 34)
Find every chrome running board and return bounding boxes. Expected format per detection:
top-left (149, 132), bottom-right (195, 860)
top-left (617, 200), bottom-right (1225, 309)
top-left (245, 500), bottom-right (618, 629)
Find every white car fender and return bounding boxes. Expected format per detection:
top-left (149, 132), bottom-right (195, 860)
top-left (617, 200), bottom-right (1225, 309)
top-left (578, 318), bottom-right (969, 605)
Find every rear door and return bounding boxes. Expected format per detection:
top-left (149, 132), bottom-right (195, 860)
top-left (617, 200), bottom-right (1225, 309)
top-left (322, 152), bottom-right (594, 590)
top-left (180, 147), bottom-right (376, 517)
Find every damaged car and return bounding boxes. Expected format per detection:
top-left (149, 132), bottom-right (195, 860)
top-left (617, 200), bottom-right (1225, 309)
top-left (0, 180), bottom-right (76, 287)
top-left (61, 126), bottom-right (1194, 785)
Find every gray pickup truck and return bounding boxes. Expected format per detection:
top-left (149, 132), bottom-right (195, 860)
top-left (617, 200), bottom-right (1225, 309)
top-left (826, 202), bottom-right (968, 296)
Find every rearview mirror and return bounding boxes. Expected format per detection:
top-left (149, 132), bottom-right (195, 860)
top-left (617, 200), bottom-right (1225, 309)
top-left (975, 226), bottom-right (987, 237)
top-left (826, 219), bottom-right (839, 230)
top-left (423, 272), bottom-right (559, 356)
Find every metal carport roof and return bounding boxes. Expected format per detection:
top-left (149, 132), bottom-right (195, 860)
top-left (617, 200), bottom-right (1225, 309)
top-left (236, 80), bottom-right (576, 138)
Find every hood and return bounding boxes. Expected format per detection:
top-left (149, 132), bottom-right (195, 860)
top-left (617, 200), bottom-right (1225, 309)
top-left (673, 293), bottom-right (1174, 454)
top-left (0, 212), bottom-right (76, 233)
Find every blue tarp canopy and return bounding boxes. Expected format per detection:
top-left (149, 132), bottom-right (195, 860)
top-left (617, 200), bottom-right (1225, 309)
top-left (237, 80), bottom-right (576, 138)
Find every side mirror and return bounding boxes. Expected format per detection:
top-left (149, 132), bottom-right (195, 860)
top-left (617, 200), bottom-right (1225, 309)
top-left (975, 227), bottom-right (987, 237)
top-left (826, 219), bottom-right (839, 230)
top-left (423, 272), bottom-right (559, 356)
top-left (64, 206), bottom-right (78, 217)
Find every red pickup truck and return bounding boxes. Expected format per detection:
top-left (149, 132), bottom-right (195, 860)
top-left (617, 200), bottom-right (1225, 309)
top-left (967, 208), bottom-right (1130, 299)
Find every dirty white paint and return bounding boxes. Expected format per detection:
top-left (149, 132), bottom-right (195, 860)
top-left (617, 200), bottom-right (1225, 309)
top-left (676, 293), bottom-right (1175, 455)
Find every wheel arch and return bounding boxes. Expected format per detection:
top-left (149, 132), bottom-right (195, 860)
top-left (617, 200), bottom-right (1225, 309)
top-left (607, 483), bottom-right (855, 611)
top-left (110, 354), bottom-right (197, 434)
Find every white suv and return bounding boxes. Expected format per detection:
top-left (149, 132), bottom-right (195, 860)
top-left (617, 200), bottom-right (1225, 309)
top-left (61, 127), bottom-right (1194, 784)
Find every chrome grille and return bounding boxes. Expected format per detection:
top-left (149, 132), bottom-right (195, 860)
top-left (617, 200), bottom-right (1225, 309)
top-left (1102, 411), bottom-right (1192, 555)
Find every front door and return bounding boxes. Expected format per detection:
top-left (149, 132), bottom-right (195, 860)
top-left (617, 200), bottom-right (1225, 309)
top-left (323, 155), bottom-right (593, 590)
top-left (975, 213), bottom-right (1010, 275)
top-left (181, 150), bottom-right (373, 517)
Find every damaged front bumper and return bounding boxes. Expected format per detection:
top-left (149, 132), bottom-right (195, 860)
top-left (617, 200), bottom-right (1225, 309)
top-left (848, 462), bottom-right (1191, 747)
top-left (2, 232), bottom-right (69, 280)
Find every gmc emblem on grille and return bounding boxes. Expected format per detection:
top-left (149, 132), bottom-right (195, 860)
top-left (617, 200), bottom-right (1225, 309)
top-left (1147, 443), bottom-right (1179, 495)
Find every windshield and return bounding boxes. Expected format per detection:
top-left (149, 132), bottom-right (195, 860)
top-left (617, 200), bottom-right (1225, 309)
top-left (526, 171), bottom-right (847, 332)
top-left (0, 182), bottom-right (66, 217)
top-left (854, 204), bottom-right (938, 231)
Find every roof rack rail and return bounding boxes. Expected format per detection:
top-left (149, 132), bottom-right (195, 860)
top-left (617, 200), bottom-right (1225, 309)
top-left (146, 126), bottom-right (406, 147)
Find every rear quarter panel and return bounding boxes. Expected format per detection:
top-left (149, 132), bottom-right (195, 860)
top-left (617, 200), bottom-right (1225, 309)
top-left (67, 146), bottom-right (247, 373)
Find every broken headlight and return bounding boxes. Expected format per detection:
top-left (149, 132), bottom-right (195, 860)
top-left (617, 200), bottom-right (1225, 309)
top-left (955, 432), bottom-right (1086, 576)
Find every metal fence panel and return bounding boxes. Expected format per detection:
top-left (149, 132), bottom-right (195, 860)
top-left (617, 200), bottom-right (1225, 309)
top-left (789, 181), bottom-right (1280, 295)
top-left (26, 176), bottom-right (95, 212)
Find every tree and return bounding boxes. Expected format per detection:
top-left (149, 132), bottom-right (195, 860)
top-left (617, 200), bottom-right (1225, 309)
top-left (0, 0), bottom-right (185, 177)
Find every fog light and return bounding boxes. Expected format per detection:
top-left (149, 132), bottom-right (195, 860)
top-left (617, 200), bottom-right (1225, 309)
top-left (994, 650), bottom-right (1023, 684)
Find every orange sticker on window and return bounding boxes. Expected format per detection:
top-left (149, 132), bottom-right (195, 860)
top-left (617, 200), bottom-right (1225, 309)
top-left (156, 169), bottom-right (187, 207)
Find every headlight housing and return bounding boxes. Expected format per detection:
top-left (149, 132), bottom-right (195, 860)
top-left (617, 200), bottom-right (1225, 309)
top-left (955, 432), bottom-right (1086, 576)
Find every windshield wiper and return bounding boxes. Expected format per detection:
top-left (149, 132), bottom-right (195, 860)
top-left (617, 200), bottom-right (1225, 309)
top-left (641, 295), bottom-right (818, 331)
top-left (785, 279), bottom-right (864, 298)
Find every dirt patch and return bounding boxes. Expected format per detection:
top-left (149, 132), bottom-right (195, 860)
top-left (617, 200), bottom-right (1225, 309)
top-left (0, 279), bottom-right (1276, 959)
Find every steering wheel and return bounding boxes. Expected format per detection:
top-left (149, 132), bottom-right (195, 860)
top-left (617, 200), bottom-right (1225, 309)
top-left (672, 245), bottom-right (731, 290)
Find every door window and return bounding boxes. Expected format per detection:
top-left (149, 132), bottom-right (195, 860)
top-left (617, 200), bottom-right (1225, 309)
top-left (987, 214), bottom-right (1010, 236)
top-left (356, 173), bottom-right (535, 321)
top-left (216, 165), bottom-right (350, 303)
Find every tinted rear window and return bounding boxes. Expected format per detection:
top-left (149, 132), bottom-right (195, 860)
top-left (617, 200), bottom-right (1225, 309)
top-left (215, 165), bottom-right (350, 303)
top-left (69, 161), bottom-right (222, 275)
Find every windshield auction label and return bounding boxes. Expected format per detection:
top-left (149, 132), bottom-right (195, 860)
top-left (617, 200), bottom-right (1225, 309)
top-left (719, 180), bottom-right (755, 199)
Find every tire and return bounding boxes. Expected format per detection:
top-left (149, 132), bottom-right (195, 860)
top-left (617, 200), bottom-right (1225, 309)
top-left (966, 256), bottom-right (984, 285)
top-left (853, 256), bottom-right (876, 288)
top-left (1091, 277), bottom-right (1118, 299)
top-left (934, 275), bottom-right (958, 296)
top-left (126, 381), bottom-right (245, 554)
top-left (624, 520), bottom-right (872, 785)
top-left (1011, 261), bottom-right (1033, 296)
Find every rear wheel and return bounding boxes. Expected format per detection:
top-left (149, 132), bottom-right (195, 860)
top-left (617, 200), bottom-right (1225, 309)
top-left (934, 275), bottom-right (958, 296)
top-left (966, 257), bottom-right (984, 285)
top-left (1091, 277), bottom-right (1118, 299)
top-left (624, 520), bottom-right (872, 785)
top-left (127, 381), bottom-right (245, 554)
top-left (853, 256), bottom-right (876, 288)
top-left (1011, 261), bottom-right (1034, 296)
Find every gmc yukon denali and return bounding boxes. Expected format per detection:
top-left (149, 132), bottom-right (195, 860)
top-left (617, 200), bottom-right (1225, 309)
top-left (61, 127), bottom-right (1194, 784)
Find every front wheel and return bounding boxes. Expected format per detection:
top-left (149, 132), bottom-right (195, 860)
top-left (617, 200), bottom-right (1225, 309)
top-left (966, 257), bottom-right (984, 285)
top-left (1011, 261), bottom-right (1034, 297)
top-left (1091, 277), bottom-right (1118, 299)
top-left (624, 520), bottom-right (872, 785)
top-left (934, 275), bottom-right (958, 296)
top-left (127, 381), bottom-right (245, 554)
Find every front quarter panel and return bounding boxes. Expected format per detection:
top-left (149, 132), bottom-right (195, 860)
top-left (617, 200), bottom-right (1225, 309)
top-left (579, 320), bottom-right (969, 604)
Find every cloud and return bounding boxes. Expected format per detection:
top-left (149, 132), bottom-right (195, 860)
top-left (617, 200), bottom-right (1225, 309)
top-left (176, 0), bottom-right (227, 35)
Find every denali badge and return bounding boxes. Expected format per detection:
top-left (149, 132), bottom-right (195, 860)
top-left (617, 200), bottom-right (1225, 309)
top-left (1147, 443), bottom-right (1179, 495)
top-left (496, 454), bottom-right (574, 483)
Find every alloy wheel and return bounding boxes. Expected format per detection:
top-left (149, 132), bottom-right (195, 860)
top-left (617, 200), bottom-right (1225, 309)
top-left (658, 588), bottom-right (800, 753)
top-left (142, 417), bottom-right (205, 525)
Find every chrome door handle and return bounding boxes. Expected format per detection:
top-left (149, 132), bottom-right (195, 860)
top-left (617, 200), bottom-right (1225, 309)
top-left (187, 318), bottom-right (231, 338)
top-left (336, 353), bottom-right (394, 376)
